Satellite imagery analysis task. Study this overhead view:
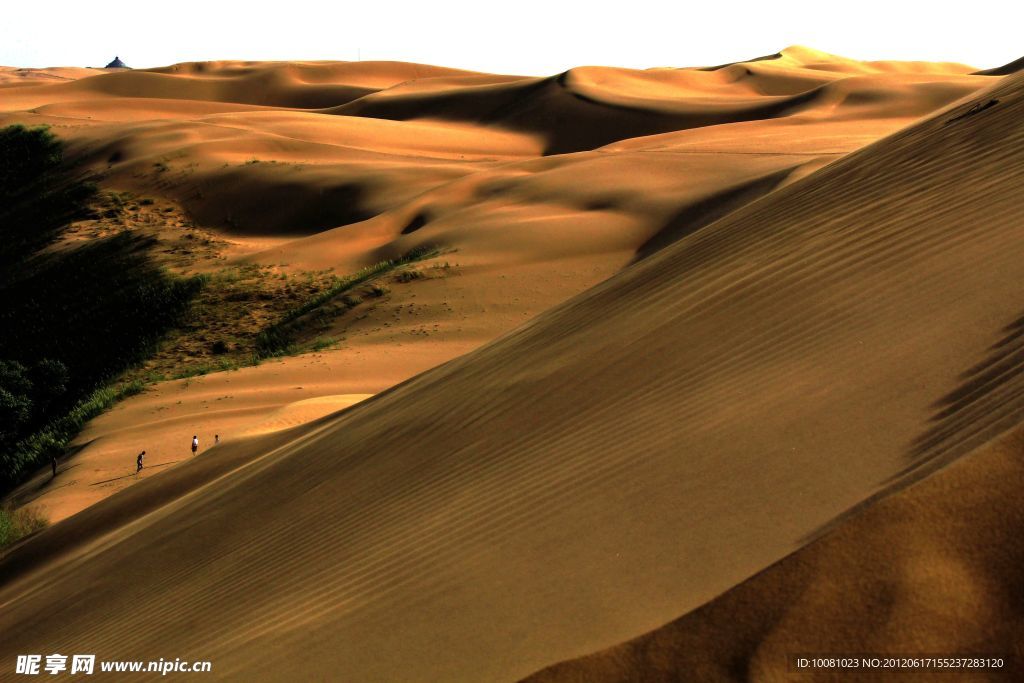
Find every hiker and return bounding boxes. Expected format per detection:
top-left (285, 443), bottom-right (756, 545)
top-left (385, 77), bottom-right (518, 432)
top-left (192, 435), bottom-right (199, 456)
top-left (136, 450), bottom-right (145, 473)
top-left (214, 434), bottom-right (220, 445)
top-left (51, 455), bottom-right (57, 478)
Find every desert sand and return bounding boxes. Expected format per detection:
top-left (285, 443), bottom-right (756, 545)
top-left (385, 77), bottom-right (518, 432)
top-left (1, 48), bottom-right (1021, 680)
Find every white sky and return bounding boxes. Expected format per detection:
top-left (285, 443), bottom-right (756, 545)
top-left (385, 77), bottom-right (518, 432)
top-left (2, 0), bottom-right (1021, 75)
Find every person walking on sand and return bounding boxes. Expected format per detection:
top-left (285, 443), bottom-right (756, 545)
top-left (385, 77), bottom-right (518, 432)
top-left (215, 434), bottom-right (220, 445)
top-left (51, 455), bottom-right (57, 478)
top-left (136, 450), bottom-right (145, 473)
top-left (192, 435), bottom-right (199, 456)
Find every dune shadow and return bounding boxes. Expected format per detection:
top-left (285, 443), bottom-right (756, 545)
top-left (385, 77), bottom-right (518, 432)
top-left (3, 441), bottom-right (93, 508)
top-left (902, 311), bottom-right (1024, 477)
top-left (804, 309), bottom-right (1024, 542)
top-left (633, 168), bottom-right (795, 262)
top-left (8, 463), bottom-right (81, 500)
top-left (400, 211), bottom-right (430, 235)
top-left (332, 72), bottom-right (832, 156)
top-left (185, 176), bottom-right (374, 237)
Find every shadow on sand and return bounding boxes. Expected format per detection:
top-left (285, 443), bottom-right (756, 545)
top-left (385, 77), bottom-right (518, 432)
top-left (90, 460), bottom-right (182, 486)
top-left (804, 309), bottom-right (1024, 542)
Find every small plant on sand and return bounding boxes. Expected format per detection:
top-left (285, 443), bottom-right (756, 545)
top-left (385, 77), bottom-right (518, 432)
top-left (0, 504), bottom-right (48, 550)
top-left (394, 269), bottom-right (424, 283)
top-left (310, 337), bottom-right (337, 352)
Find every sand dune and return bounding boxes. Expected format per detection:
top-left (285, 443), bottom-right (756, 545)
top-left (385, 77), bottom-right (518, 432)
top-left (523, 69), bottom-right (1024, 681)
top-left (1, 53), bottom-right (1021, 682)
top-left (0, 66), bottom-right (101, 85)
top-left (3, 60), bottom-right (494, 110)
top-left (525, 427), bottom-right (1024, 682)
top-left (333, 46), bottom-right (986, 154)
top-left (772, 45), bottom-right (977, 75)
top-left (334, 70), bottom-right (860, 154)
top-left (1, 48), bottom-right (988, 245)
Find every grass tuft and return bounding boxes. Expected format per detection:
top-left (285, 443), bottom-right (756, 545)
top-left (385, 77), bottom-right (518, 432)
top-left (394, 269), bottom-right (424, 283)
top-left (0, 504), bottom-right (48, 550)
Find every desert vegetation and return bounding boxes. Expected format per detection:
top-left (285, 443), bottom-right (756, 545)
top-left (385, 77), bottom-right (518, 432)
top-left (0, 503), bottom-right (47, 550)
top-left (0, 126), bottom-right (202, 490)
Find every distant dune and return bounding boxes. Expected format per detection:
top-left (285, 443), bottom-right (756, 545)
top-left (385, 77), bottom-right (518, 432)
top-left (1, 49), bottom-right (1021, 680)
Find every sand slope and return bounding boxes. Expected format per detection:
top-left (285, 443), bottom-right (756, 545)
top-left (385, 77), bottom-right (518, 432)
top-left (1, 60), bottom-right (1022, 682)
top-left (2, 344), bottom-right (468, 525)
top-left (523, 70), bottom-right (1024, 681)
top-left (525, 426), bottom-right (1024, 682)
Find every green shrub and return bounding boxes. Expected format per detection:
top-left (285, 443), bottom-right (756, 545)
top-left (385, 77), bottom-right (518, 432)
top-left (0, 358), bottom-right (69, 444)
top-left (1, 381), bottom-right (145, 489)
top-left (0, 125), bottom-right (203, 492)
top-left (0, 504), bottom-right (48, 550)
top-left (0, 125), bottom-right (96, 269)
top-left (310, 337), bottom-right (336, 352)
